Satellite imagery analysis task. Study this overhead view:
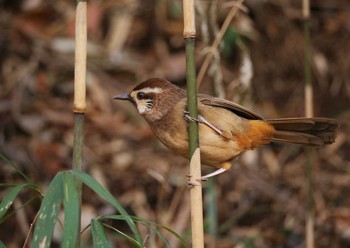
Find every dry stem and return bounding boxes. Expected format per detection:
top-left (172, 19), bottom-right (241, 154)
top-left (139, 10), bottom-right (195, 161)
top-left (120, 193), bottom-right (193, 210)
top-left (197, 0), bottom-right (245, 87)
top-left (303, 0), bottom-right (315, 247)
top-left (74, 1), bottom-right (87, 113)
top-left (183, 0), bottom-right (204, 247)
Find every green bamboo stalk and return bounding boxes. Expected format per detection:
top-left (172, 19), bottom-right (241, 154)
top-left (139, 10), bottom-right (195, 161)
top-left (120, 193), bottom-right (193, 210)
top-left (183, 0), bottom-right (204, 247)
top-left (72, 113), bottom-right (84, 204)
top-left (186, 39), bottom-right (199, 154)
top-left (73, 0), bottom-right (87, 244)
top-left (303, 0), bottom-right (315, 247)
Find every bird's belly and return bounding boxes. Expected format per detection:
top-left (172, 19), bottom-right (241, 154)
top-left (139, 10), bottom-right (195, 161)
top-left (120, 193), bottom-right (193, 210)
top-left (154, 121), bottom-right (241, 168)
top-left (198, 125), bottom-right (241, 168)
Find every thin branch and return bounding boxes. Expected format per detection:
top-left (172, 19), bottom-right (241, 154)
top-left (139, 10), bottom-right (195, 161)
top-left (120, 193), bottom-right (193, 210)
top-left (197, 0), bottom-right (245, 87)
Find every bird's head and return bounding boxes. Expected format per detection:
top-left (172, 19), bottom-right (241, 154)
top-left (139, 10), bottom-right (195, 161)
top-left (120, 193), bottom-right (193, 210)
top-left (113, 78), bottom-right (185, 122)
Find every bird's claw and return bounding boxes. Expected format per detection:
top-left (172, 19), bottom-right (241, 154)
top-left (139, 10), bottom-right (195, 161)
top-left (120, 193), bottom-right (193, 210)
top-left (184, 111), bottom-right (226, 138)
top-left (183, 111), bottom-right (199, 123)
top-left (186, 180), bottom-right (200, 188)
top-left (200, 177), bottom-right (208, 182)
top-left (186, 174), bottom-right (201, 187)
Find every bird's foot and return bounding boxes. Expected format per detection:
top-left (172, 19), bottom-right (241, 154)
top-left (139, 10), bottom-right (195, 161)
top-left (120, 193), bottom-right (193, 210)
top-left (183, 111), bottom-right (225, 137)
top-left (183, 111), bottom-right (199, 123)
top-left (186, 174), bottom-right (201, 187)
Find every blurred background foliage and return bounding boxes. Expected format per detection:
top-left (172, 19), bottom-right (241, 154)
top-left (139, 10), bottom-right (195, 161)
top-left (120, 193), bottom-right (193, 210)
top-left (0, 0), bottom-right (349, 247)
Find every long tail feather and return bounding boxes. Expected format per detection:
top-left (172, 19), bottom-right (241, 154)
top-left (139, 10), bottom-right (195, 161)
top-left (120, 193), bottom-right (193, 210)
top-left (267, 118), bottom-right (338, 146)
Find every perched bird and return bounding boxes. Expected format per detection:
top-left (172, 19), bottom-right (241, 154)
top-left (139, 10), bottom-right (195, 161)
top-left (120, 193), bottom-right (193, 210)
top-left (113, 78), bottom-right (338, 179)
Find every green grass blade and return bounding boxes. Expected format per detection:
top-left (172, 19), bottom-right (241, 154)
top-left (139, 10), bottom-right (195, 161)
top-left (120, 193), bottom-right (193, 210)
top-left (0, 153), bottom-right (31, 183)
top-left (0, 195), bottom-right (41, 224)
top-left (0, 240), bottom-right (6, 248)
top-left (103, 223), bottom-right (141, 246)
top-left (62, 172), bottom-right (80, 247)
top-left (0, 184), bottom-right (26, 220)
top-left (138, 222), bottom-right (171, 247)
top-left (134, 216), bottom-right (189, 247)
top-left (91, 219), bottom-right (110, 248)
top-left (154, 223), bottom-right (189, 247)
top-left (0, 183), bottom-right (40, 192)
top-left (99, 215), bottom-right (189, 247)
top-left (0, 183), bottom-right (22, 187)
top-left (71, 170), bottom-right (143, 246)
top-left (31, 173), bottom-right (64, 248)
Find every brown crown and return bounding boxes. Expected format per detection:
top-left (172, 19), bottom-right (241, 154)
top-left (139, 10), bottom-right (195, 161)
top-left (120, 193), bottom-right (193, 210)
top-left (133, 78), bottom-right (176, 91)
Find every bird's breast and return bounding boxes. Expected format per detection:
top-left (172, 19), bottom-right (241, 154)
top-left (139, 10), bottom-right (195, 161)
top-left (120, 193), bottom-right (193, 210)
top-left (148, 100), bottom-right (246, 168)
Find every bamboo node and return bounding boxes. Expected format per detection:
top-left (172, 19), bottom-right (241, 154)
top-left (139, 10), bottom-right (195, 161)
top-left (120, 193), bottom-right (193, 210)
top-left (73, 106), bottom-right (86, 113)
top-left (184, 32), bottom-right (196, 39)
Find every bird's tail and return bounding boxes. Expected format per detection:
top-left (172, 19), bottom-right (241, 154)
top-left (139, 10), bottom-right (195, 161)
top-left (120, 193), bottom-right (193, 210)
top-left (266, 117), bottom-right (338, 146)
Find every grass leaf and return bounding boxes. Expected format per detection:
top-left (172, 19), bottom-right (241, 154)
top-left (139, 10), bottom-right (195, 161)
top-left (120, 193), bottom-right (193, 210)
top-left (71, 170), bottom-right (143, 246)
top-left (91, 219), bottom-right (110, 248)
top-left (62, 172), bottom-right (80, 247)
top-left (0, 184), bottom-right (26, 220)
top-left (0, 240), bottom-right (6, 248)
top-left (99, 214), bottom-right (189, 247)
top-left (31, 173), bottom-right (64, 248)
top-left (0, 195), bottom-right (41, 224)
top-left (0, 153), bottom-right (31, 183)
top-left (103, 223), bottom-right (140, 247)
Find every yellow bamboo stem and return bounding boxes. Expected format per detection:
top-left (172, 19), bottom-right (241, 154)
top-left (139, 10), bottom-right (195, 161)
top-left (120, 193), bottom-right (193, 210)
top-left (72, 2), bottom-right (87, 244)
top-left (183, 0), bottom-right (204, 247)
top-left (74, 1), bottom-right (87, 113)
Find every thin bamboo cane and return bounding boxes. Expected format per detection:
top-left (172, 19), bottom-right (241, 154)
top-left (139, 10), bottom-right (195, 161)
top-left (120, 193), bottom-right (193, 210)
top-left (72, 0), bottom-right (87, 243)
top-left (183, 0), bottom-right (204, 247)
top-left (303, 0), bottom-right (315, 247)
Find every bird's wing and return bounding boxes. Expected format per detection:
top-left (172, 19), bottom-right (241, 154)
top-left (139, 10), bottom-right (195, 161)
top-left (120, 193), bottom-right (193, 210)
top-left (199, 94), bottom-right (263, 120)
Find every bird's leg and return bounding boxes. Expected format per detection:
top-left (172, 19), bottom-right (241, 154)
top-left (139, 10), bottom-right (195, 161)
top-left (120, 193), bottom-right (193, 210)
top-left (186, 174), bottom-right (200, 187)
top-left (183, 111), bottom-right (224, 137)
top-left (200, 168), bottom-right (227, 180)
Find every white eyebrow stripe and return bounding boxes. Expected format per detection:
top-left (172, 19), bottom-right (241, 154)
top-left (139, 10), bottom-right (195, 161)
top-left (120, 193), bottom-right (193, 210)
top-left (138, 87), bottom-right (162, 94)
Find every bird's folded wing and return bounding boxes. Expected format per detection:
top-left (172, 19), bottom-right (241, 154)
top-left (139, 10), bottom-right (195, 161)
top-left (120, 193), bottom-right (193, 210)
top-left (199, 95), bottom-right (263, 120)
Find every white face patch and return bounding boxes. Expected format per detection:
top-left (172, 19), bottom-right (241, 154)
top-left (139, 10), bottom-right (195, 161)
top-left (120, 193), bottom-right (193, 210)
top-left (130, 87), bottom-right (163, 114)
top-left (139, 87), bottom-right (162, 94)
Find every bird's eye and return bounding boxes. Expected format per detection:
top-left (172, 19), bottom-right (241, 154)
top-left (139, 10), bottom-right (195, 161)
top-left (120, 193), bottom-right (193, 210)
top-left (137, 92), bottom-right (147, 100)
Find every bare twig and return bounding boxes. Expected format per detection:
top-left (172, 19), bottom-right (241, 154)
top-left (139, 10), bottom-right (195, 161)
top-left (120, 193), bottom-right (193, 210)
top-left (197, 0), bottom-right (245, 87)
top-left (23, 211), bottom-right (39, 248)
top-left (208, 0), bottom-right (225, 98)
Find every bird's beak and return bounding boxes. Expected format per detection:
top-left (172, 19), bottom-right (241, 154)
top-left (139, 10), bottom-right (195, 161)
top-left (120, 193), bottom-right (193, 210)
top-left (113, 93), bottom-right (132, 101)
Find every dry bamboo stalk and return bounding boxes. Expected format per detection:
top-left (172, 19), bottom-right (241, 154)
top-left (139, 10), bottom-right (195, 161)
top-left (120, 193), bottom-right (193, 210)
top-left (188, 148), bottom-right (204, 247)
top-left (303, 0), bottom-right (313, 119)
top-left (183, 0), bottom-right (204, 247)
top-left (74, 0), bottom-right (87, 113)
top-left (302, 0), bottom-right (310, 21)
top-left (183, 0), bottom-right (196, 38)
top-left (303, 0), bottom-right (315, 247)
top-left (305, 84), bottom-right (314, 118)
top-left (72, 1), bottom-right (87, 244)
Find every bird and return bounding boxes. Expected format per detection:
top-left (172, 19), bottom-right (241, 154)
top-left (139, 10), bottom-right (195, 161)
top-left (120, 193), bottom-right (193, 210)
top-left (113, 78), bottom-right (338, 180)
